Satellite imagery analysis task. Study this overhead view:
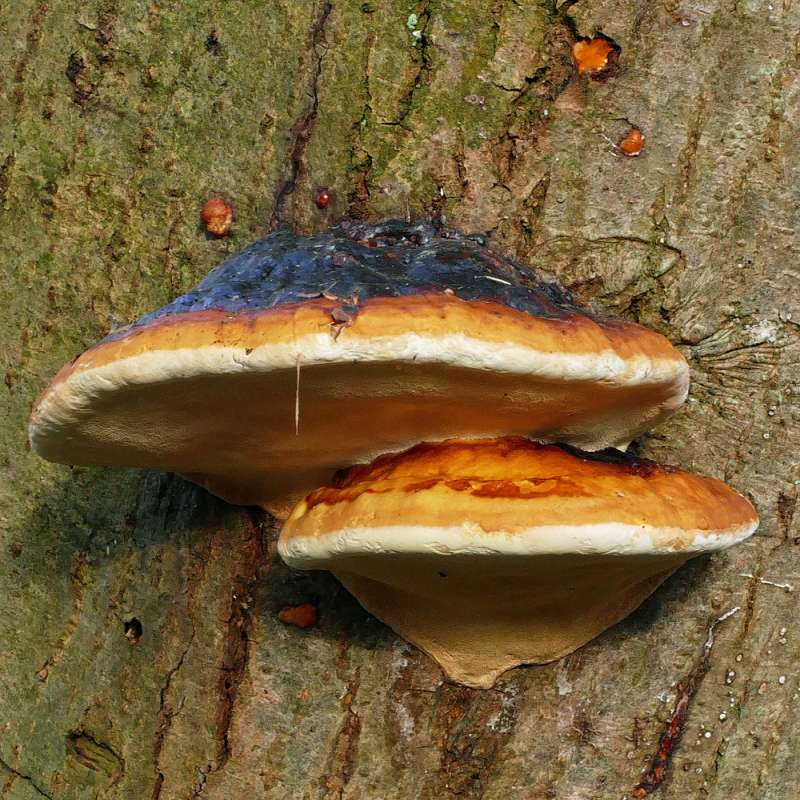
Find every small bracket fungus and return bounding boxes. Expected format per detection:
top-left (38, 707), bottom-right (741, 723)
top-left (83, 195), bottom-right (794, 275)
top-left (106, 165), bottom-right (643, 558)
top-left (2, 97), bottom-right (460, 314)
top-left (29, 219), bottom-right (688, 516)
top-left (279, 438), bottom-right (759, 688)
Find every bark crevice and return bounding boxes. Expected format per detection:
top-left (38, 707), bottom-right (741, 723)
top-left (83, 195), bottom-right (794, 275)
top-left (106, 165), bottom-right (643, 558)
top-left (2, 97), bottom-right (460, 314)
top-left (0, 754), bottom-right (54, 800)
top-left (269, 1), bottom-right (334, 229)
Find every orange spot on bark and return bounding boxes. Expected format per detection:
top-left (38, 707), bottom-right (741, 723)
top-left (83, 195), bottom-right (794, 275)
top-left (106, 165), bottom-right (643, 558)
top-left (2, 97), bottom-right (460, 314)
top-left (619, 127), bottom-right (645, 157)
top-left (278, 603), bottom-right (318, 628)
top-left (200, 197), bottom-right (234, 237)
top-left (572, 36), bottom-right (618, 76)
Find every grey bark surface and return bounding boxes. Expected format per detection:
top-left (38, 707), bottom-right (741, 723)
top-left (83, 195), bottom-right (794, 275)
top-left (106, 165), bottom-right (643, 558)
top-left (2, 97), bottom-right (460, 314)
top-left (1, 1), bottom-right (798, 798)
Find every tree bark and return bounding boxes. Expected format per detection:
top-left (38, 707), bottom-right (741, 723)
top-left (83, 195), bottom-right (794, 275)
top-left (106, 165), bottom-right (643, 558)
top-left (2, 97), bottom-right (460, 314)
top-left (1, 1), bottom-right (798, 798)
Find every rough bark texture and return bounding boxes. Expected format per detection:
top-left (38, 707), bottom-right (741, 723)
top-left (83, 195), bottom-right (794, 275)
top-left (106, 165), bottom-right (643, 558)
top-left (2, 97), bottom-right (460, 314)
top-left (1, 1), bottom-right (798, 798)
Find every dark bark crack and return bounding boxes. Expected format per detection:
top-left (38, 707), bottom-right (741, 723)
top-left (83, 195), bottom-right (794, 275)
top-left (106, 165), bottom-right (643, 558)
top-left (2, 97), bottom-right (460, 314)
top-left (0, 153), bottom-right (15, 211)
top-left (152, 628), bottom-right (196, 800)
top-left (12, 2), bottom-right (50, 107)
top-left (35, 551), bottom-right (91, 683)
top-left (0, 754), bottom-right (54, 799)
top-left (65, 730), bottom-right (125, 785)
top-left (382, 3), bottom-right (434, 127)
top-left (777, 488), bottom-right (798, 539)
top-left (319, 677), bottom-right (362, 799)
top-left (425, 683), bottom-right (519, 798)
top-left (486, 12), bottom-right (574, 227)
top-left (631, 608), bottom-right (740, 797)
top-left (191, 510), bottom-right (268, 797)
top-left (347, 30), bottom-right (376, 218)
top-left (269, 1), bottom-right (333, 230)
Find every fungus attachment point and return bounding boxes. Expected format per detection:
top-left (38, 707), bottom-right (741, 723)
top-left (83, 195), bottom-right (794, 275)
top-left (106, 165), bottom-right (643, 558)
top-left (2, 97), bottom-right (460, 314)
top-left (30, 219), bottom-right (689, 517)
top-left (572, 35), bottom-right (620, 79)
top-left (200, 197), bottom-right (233, 237)
top-left (620, 127), bottom-right (645, 157)
top-left (279, 438), bottom-right (758, 688)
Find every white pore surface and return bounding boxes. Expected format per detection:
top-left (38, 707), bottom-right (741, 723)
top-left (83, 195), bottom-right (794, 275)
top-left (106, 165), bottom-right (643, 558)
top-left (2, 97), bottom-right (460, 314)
top-left (278, 520), bottom-right (758, 569)
top-left (31, 330), bottom-right (689, 445)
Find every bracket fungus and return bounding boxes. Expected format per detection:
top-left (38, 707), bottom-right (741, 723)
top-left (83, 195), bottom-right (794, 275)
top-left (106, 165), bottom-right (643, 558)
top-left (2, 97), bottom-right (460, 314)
top-left (279, 438), bottom-right (758, 688)
top-left (29, 219), bottom-right (688, 516)
top-left (29, 218), bottom-right (757, 686)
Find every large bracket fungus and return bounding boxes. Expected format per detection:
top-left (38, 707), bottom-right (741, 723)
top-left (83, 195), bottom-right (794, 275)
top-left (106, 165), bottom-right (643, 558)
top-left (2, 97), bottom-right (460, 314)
top-left (30, 219), bottom-right (688, 516)
top-left (30, 219), bottom-right (758, 686)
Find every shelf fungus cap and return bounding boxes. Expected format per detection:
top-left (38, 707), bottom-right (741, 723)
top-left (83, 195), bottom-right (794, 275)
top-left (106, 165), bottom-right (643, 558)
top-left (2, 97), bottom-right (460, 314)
top-left (30, 219), bottom-right (688, 515)
top-left (279, 437), bottom-right (758, 688)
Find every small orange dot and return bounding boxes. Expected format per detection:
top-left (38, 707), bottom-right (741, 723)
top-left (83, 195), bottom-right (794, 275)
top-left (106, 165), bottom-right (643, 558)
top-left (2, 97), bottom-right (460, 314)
top-left (200, 197), bottom-right (233, 237)
top-left (619, 127), bottom-right (645, 157)
top-left (572, 37), bottom-right (617, 75)
top-left (278, 603), bottom-right (318, 629)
